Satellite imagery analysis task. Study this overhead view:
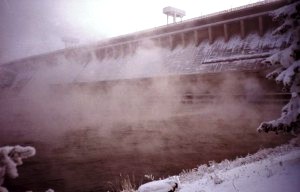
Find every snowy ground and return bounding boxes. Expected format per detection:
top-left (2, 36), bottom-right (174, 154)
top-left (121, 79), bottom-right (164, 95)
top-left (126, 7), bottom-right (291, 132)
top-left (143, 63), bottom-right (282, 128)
top-left (138, 138), bottom-right (300, 192)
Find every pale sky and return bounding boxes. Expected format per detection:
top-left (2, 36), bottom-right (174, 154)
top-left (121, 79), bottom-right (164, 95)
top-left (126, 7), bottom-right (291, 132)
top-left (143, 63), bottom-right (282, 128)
top-left (0, 0), bottom-right (261, 64)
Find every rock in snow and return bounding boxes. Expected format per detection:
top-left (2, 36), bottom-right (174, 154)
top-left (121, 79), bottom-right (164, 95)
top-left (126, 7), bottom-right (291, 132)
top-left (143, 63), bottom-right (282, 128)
top-left (45, 189), bottom-right (55, 192)
top-left (138, 177), bottom-right (179, 192)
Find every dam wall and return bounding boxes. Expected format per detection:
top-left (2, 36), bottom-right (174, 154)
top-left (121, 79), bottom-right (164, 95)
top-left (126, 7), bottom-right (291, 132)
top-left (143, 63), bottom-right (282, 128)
top-left (0, 0), bottom-right (290, 92)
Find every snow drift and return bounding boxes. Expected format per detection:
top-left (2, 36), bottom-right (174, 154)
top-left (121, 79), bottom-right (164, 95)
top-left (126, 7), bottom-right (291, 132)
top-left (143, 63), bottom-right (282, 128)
top-left (137, 137), bottom-right (300, 192)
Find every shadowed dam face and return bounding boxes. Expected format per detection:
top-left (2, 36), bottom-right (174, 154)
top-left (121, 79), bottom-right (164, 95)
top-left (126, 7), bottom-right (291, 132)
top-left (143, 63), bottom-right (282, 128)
top-left (0, 69), bottom-right (291, 191)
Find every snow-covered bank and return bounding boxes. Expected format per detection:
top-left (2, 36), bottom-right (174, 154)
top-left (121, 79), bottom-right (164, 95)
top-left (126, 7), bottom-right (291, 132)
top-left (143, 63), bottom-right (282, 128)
top-left (138, 138), bottom-right (300, 192)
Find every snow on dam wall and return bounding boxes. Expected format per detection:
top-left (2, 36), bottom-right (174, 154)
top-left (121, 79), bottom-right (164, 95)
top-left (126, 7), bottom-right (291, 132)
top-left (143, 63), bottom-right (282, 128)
top-left (0, 31), bottom-right (289, 95)
top-left (0, 1), bottom-right (293, 191)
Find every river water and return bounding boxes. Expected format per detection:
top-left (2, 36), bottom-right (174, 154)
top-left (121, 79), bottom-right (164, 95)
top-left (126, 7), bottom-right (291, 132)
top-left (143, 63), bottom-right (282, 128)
top-left (0, 101), bottom-right (290, 192)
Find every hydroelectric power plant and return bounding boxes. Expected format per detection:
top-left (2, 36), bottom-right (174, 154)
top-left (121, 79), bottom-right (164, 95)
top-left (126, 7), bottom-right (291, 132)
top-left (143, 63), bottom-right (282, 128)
top-left (0, 0), bottom-right (293, 191)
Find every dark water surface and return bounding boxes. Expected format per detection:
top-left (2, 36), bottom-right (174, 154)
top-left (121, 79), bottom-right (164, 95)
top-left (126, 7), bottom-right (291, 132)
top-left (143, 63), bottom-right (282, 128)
top-left (0, 103), bottom-right (290, 192)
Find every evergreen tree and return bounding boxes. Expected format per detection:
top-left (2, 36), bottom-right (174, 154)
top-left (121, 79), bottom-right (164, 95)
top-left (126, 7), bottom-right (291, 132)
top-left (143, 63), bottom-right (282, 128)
top-left (258, 1), bottom-right (300, 134)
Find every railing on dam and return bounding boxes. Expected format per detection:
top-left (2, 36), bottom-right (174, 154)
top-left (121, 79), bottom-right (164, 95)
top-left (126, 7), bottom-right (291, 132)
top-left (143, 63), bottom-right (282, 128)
top-left (187, 0), bottom-right (280, 20)
top-left (86, 0), bottom-right (285, 50)
top-left (140, 0), bottom-right (281, 33)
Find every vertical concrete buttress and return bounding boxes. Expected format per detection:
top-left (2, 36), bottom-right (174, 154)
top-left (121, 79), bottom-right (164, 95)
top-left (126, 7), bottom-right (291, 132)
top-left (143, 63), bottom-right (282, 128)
top-left (112, 47), bottom-right (116, 58)
top-left (105, 47), bottom-right (109, 58)
top-left (120, 45), bottom-right (124, 58)
top-left (259, 16), bottom-right (264, 36)
top-left (194, 30), bottom-right (199, 46)
top-left (224, 23), bottom-right (229, 42)
top-left (240, 20), bottom-right (245, 39)
top-left (128, 43), bottom-right (132, 55)
top-left (181, 33), bottom-right (185, 47)
top-left (157, 38), bottom-right (162, 47)
top-left (100, 48), bottom-right (105, 60)
top-left (208, 26), bottom-right (213, 44)
top-left (168, 35), bottom-right (173, 48)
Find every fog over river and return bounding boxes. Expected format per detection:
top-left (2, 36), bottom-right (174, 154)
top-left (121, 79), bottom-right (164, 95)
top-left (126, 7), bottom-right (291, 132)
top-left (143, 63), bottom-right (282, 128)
top-left (0, 71), bottom-right (290, 191)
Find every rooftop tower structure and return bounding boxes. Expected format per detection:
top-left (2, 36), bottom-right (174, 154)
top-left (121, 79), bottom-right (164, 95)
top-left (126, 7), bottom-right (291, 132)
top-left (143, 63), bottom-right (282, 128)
top-left (163, 6), bottom-right (186, 24)
top-left (61, 37), bottom-right (79, 48)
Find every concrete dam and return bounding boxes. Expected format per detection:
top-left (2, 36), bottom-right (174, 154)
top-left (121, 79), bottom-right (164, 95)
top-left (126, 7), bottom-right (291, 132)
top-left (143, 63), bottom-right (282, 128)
top-left (0, 0), bottom-right (293, 191)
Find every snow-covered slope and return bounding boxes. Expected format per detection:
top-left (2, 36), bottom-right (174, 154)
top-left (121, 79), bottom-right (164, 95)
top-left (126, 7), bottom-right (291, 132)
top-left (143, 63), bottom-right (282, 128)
top-left (137, 139), bottom-right (300, 192)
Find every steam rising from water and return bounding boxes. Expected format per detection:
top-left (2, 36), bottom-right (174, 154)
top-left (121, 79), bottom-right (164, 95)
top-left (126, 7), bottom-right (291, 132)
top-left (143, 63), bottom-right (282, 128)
top-left (0, 39), bottom-right (287, 191)
top-left (0, 38), bottom-right (277, 142)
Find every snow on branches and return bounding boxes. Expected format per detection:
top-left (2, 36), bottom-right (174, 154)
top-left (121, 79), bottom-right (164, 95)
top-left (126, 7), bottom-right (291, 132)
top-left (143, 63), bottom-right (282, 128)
top-left (0, 145), bottom-right (36, 192)
top-left (258, 1), bottom-right (300, 134)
